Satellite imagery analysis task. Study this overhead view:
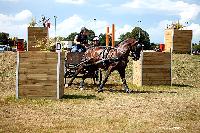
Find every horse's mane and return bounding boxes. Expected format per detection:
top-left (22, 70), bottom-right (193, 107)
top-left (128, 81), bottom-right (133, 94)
top-left (86, 38), bottom-right (137, 51)
top-left (117, 38), bottom-right (137, 47)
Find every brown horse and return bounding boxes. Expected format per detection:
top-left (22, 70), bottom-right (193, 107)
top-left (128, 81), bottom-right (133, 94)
top-left (67, 38), bottom-right (142, 93)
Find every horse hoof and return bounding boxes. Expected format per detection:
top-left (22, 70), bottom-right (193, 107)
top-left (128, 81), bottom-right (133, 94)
top-left (109, 88), bottom-right (114, 92)
top-left (125, 89), bottom-right (131, 93)
top-left (98, 89), bottom-right (104, 93)
top-left (65, 84), bottom-right (69, 88)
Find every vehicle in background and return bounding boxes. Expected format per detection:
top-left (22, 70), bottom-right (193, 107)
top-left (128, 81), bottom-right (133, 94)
top-left (192, 50), bottom-right (200, 55)
top-left (0, 45), bottom-right (7, 52)
top-left (0, 45), bottom-right (12, 52)
top-left (12, 48), bottom-right (17, 52)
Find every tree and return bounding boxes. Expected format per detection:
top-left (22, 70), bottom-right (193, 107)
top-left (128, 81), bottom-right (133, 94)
top-left (119, 27), bottom-right (151, 50)
top-left (66, 32), bottom-right (78, 41)
top-left (99, 33), bottom-right (106, 46)
top-left (57, 36), bottom-right (67, 41)
top-left (87, 30), bottom-right (95, 42)
top-left (98, 33), bottom-right (112, 46)
top-left (118, 32), bottom-right (131, 42)
top-left (0, 32), bottom-right (9, 45)
top-left (193, 42), bottom-right (200, 51)
top-left (149, 42), bottom-right (162, 50)
top-left (24, 40), bottom-right (27, 51)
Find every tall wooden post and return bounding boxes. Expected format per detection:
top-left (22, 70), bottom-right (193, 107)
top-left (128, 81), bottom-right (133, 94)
top-left (106, 27), bottom-right (109, 48)
top-left (112, 24), bottom-right (115, 47)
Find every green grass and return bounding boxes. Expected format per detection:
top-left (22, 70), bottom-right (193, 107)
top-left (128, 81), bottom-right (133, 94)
top-left (0, 53), bottom-right (200, 133)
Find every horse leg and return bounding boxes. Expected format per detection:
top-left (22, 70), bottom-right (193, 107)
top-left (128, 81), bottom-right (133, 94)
top-left (93, 69), bottom-right (101, 85)
top-left (98, 67), bottom-right (112, 93)
top-left (67, 65), bottom-right (84, 87)
top-left (118, 68), bottom-right (130, 93)
top-left (92, 70), bottom-right (97, 85)
top-left (98, 68), bottom-right (102, 86)
top-left (80, 75), bottom-right (86, 91)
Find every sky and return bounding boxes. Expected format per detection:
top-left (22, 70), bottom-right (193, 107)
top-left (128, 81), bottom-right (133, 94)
top-left (0, 0), bottom-right (200, 43)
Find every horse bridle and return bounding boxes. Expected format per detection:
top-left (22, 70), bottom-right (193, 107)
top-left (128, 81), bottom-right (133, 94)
top-left (130, 41), bottom-right (143, 61)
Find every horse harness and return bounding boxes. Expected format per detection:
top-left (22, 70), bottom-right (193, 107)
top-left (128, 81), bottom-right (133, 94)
top-left (98, 47), bottom-right (119, 66)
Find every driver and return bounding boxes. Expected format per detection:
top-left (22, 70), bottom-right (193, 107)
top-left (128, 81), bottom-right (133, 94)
top-left (72, 27), bottom-right (89, 52)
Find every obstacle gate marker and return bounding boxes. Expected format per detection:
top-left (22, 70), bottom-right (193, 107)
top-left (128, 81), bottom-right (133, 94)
top-left (106, 24), bottom-right (115, 48)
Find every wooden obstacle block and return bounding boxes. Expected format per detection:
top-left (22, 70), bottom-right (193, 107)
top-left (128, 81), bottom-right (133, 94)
top-left (28, 27), bottom-right (49, 51)
top-left (164, 29), bottom-right (192, 54)
top-left (132, 51), bottom-right (172, 86)
top-left (16, 51), bottom-right (64, 99)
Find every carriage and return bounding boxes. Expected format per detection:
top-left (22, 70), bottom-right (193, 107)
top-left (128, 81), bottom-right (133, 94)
top-left (64, 50), bottom-right (100, 86)
top-left (64, 51), bottom-right (84, 79)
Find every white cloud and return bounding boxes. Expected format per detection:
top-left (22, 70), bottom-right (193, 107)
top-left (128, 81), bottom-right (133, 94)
top-left (0, 12), bottom-right (109, 41)
top-left (121, 0), bottom-right (200, 22)
top-left (53, 16), bottom-right (141, 41)
top-left (14, 10), bottom-right (32, 21)
top-left (0, 10), bottom-right (32, 22)
top-left (89, 20), bottom-right (108, 36)
top-left (0, 14), bottom-right (12, 22)
top-left (0, 10), bottom-right (32, 39)
top-left (55, 0), bottom-right (86, 4)
top-left (183, 23), bottom-right (200, 43)
top-left (49, 14), bottom-right (109, 39)
top-left (115, 24), bottom-right (133, 40)
top-left (121, 0), bottom-right (141, 9)
top-left (146, 20), bottom-right (200, 43)
top-left (118, 0), bottom-right (200, 43)
top-left (146, 20), bottom-right (172, 43)
top-left (115, 0), bottom-right (200, 43)
top-left (52, 14), bottom-right (85, 37)
top-left (53, 15), bottom-right (199, 43)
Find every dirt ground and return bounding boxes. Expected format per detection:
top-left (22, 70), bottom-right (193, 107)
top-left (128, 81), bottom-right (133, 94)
top-left (0, 52), bottom-right (200, 133)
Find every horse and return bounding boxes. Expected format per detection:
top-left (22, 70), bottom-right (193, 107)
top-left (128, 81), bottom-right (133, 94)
top-left (67, 38), bottom-right (143, 93)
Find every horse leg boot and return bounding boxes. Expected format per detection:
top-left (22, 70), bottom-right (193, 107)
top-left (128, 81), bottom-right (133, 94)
top-left (92, 70), bottom-right (97, 85)
top-left (94, 69), bottom-right (102, 86)
top-left (67, 65), bottom-right (84, 87)
top-left (118, 69), bottom-right (130, 93)
top-left (98, 68), bottom-right (112, 93)
top-left (79, 76), bottom-right (86, 91)
top-left (98, 69), bottom-right (102, 86)
top-left (122, 78), bottom-right (130, 93)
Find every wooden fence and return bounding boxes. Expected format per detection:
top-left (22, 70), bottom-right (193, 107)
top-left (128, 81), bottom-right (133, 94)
top-left (132, 51), bottom-right (172, 86)
top-left (16, 51), bottom-right (64, 99)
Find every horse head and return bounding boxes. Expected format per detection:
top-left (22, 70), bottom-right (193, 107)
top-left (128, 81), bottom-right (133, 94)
top-left (130, 40), bottom-right (143, 61)
top-left (121, 38), bottom-right (143, 61)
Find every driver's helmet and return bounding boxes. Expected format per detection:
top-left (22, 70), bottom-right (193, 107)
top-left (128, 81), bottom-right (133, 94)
top-left (93, 36), bottom-right (99, 41)
top-left (81, 27), bottom-right (88, 32)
